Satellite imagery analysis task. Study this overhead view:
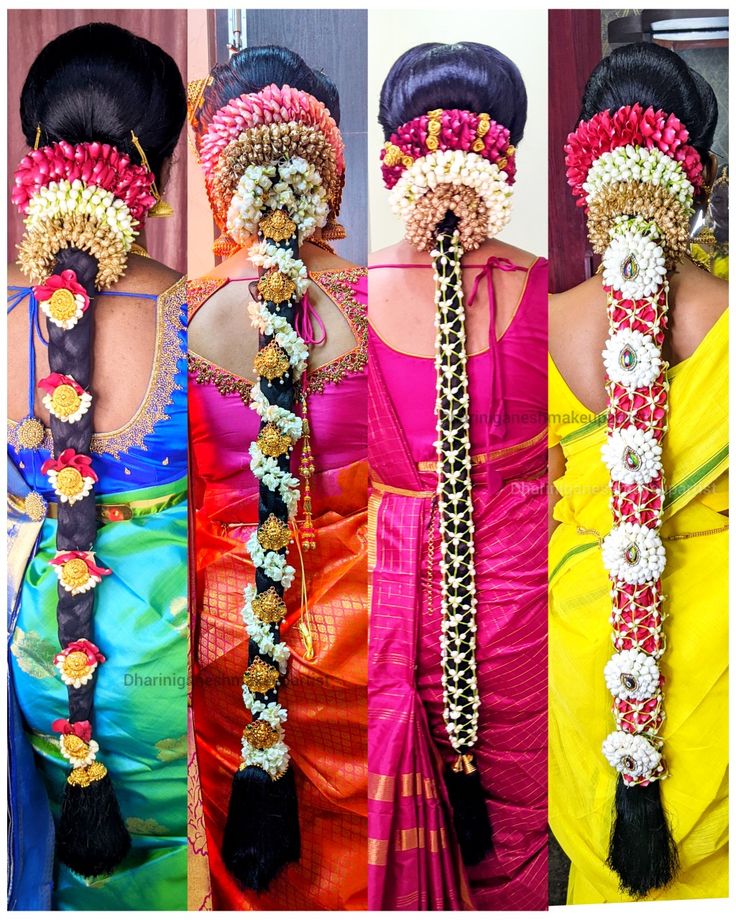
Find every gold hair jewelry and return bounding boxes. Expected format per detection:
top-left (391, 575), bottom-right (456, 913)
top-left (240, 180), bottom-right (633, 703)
top-left (243, 657), bottom-right (280, 694)
top-left (130, 130), bottom-right (174, 217)
top-left (186, 75), bottom-right (213, 128)
top-left (243, 720), bottom-right (279, 750)
top-left (259, 210), bottom-right (296, 243)
top-left (257, 422), bottom-right (293, 458)
top-left (34, 124), bottom-right (42, 150)
top-left (257, 270), bottom-right (296, 304)
top-left (251, 587), bottom-right (287, 624)
top-left (257, 514), bottom-right (292, 552)
top-left (253, 341), bottom-right (290, 381)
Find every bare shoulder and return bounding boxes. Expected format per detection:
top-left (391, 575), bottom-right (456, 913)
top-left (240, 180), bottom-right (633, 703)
top-left (477, 238), bottom-right (540, 268)
top-left (115, 256), bottom-right (182, 295)
top-left (549, 275), bottom-right (607, 361)
top-left (188, 278), bottom-right (246, 355)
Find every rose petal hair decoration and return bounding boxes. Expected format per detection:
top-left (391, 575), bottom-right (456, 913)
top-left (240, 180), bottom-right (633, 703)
top-left (13, 139), bottom-right (157, 877)
top-left (565, 103), bottom-right (703, 897)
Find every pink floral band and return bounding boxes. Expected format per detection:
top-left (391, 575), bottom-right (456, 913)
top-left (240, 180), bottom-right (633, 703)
top-left (380, 109), bottom-right (517, 190)
top-left (564, 103), bottom-right (704, 202)
top-left (12, 141), bottom-right (156, 223)
top-left (198, 83), bottom-right (345, 179)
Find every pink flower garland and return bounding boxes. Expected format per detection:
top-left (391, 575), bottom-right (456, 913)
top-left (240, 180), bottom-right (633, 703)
top-left (12, 141), bottom-right (156, 222)
top-left (380, 110), bottom-right (517, 190)
top-left (198, 83), bottom-right (345, 179)
top-left (564, 103), bottom-right (703, 202)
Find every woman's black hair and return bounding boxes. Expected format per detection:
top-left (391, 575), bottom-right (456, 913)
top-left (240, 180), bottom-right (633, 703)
top-left (198, 44), bottom-right (340, 139)
top-left (16, 23), bottom-right (186, 876)
top-left (378, 41), bottom-right (527, 145)
top-left (20, 22), bottom-right (186, 182)
top-left (579, 42), bottom-right (717, 159)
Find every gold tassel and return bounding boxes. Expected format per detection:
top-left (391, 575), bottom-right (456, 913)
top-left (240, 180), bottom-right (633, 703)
top-left (452, 753), bottom-right (477, 775)
top-left (130, 131), bottom-right (174, 218)
top-left (290, 522), bottom-right (316, 660)
top-left (298, 393), bottom-right (316, 550)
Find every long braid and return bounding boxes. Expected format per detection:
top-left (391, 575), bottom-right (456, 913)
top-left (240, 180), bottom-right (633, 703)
top-left (192, 73), bottom-right (345, 889)
top-left (432, 214), bottom-right (491, 863)
top-left (13, 137), bottom-right (160, 877)
top-left (565, 101), bottom-right (707, 896)
top-left (47, 248), bottom-right (131, 874)
top-left (222, 207), bottom-right (303, 890)
top-left (381, 105), bottom-right (517, 862)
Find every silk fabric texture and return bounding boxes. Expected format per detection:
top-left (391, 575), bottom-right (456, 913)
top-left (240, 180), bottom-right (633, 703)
top-left (548, 309), bottom-right (729, 903)
top-left (368, 257), bottom-right (548, 910)
top-left (188, 269), bottom-right (368, 910)
top-left (7, 278), bottom-right (188, 910)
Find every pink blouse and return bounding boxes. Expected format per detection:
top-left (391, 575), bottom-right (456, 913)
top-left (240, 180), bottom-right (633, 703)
top-left (188, 269), bottom-right (367, 514)
top-left (369, 257), bottom-right (547, 463)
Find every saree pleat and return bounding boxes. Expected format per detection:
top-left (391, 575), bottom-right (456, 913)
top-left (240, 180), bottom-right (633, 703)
top-left (549, 309), bottom-right (729, 903)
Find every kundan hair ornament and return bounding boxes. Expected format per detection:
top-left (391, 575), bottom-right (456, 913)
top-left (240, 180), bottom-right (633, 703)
top-left (12, 138), bottom-right (159, 876)
top-left (196, 81), bottom-right (344, 889)
top-left (380, 107), bottom-right (519, 864)
top-left (565, 102), bottom-right (703, 897)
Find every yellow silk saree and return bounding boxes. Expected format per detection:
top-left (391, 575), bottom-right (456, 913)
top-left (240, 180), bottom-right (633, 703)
top-left (548, 310), bottom-right (728, 903)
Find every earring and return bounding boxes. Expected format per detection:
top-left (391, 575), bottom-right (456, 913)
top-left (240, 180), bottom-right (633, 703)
top-left (130, 131), bottom-right (174, 217)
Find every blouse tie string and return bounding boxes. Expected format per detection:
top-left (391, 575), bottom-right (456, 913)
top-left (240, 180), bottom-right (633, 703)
top-left (467, 257), bottom-right (526, 492)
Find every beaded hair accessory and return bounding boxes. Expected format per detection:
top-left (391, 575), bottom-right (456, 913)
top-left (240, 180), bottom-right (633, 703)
top-left (565, 102), bottom-right (703, 896)
top-left (381, 109), bottom-right (516, 252)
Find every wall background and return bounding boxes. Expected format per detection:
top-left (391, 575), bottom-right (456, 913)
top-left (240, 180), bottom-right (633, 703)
top-left (6, 9), bottom-right (188, 274)
top-left (367, 9), bottom-right (548, 257)
top-left (188, 7), bottom-right (368, 277)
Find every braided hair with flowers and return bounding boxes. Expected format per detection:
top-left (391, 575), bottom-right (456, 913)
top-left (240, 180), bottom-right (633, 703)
top-left (191, 48), bottom-right (345, 890)
top-left (565, 44), bottom-right (718, 897)
top-left (13, 142), bottom-right (157, 876)
top-left (379, 42), bottom-right (526, 865)
top-left (10, 23), bottom-right (185, 878)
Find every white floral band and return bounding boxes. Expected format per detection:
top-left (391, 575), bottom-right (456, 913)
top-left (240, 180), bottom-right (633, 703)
top-left (25, 179), bottom-right (137, 249)
top-left (390, 149), bottom-right (513, 241)
top-left (226, 158), bottom-right (329, 246)
top-left (584, 146), bottom-right (694, 209)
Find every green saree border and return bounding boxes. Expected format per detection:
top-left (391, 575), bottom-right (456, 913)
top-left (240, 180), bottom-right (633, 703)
top-left (549, 540), bottom-right (599, 583)
top-left (664, 444), bottom-right (729, 510)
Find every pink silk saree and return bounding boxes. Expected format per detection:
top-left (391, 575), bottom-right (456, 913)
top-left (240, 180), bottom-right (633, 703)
top-left (368, 257), bottom-right (549, 910)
